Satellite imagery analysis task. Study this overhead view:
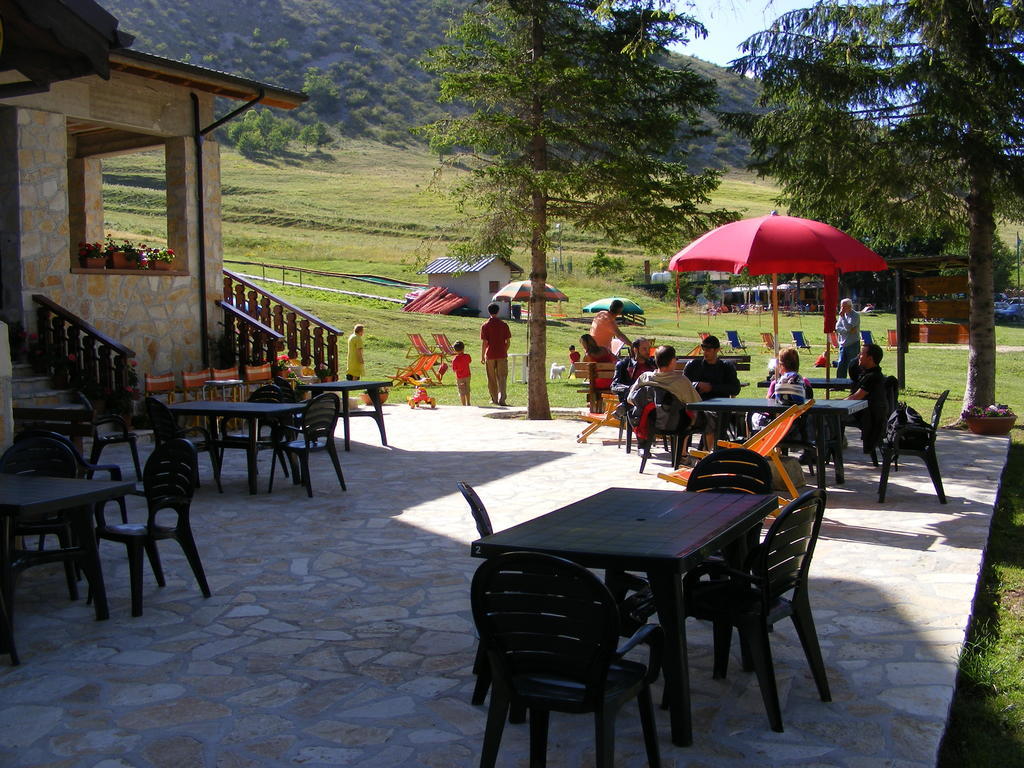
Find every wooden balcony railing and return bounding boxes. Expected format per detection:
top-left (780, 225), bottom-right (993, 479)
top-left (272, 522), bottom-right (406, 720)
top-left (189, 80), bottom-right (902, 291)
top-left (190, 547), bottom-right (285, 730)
top-left (32, 294), bottom-right (136, 394)
top-left (221, 270), bottom-right (340, 376)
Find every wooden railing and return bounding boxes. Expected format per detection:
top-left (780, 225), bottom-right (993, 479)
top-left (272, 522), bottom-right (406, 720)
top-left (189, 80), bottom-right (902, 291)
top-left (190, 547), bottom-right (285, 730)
top-left (32, 294), bottom-right (136, 394)
top-left (221, 270), bottom-right (340, 375)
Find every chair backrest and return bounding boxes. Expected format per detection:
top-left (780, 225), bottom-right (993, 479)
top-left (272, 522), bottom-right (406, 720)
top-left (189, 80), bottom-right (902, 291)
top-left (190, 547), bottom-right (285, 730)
top-left (408, 334), bottom-right (435, 356)
top-left (456, 481), bottom-right (493, 537)
top-left (883, 376), bottom-right (899, 417)
top-left (861, 330), bottom-right (874, 346)
top-left (792, 330), bottom-right (809, 347)
top-left (687, 448), bottom-right (773, 494)
top-left (243, 363), bottom-right (272, 383)
top-left (211, 366), bottom-right (240, 381)
top-left (143, 438), bottom-right (198, 509)
top-left (144, 371), bottom-right (176, 396)
top-left (300, 393), bottom-right (340, 443)
top-left (726, 330), bottom-right (743, 349)
top-left (433, 333), bottom-right (457, 356)
top-left (699, 332), bottom-right (710, 341)
top-left (930, 390), bottom-right (950, 431)
top-left (750, 488), bottom-right (827, 605)
top-left (0, 434), bottom-right (79, 478)
top-left (471, 552), bottom-right (621, 711)
top-left (886, 329), bottom-right (898, 349)
top-left (272, 377), bottom-right (300, 402)
top-left (248, 383), bottom-right (284, 403)
top-left (741, 400), bottom-right (815, 456)
top-left (181, 368), bottom-right (212, 390)
top-left (761, 332), bottom-right (775, 348)
top-left (827, 332), bottom-right (839, 349)
top-left (145, 397), bottom-right (181, 443)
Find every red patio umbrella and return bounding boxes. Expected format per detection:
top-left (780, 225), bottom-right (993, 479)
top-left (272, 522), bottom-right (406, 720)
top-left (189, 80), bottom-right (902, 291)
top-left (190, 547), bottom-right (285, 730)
top-left (668, 213), bottom-right (888, 372)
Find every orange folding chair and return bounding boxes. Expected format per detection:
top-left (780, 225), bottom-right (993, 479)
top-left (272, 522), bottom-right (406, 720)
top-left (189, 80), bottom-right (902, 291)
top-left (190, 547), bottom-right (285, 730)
top-left (242, 363), bottom-right (273, 396)
top-left (206, 366), bottom-right (243, 401)
top-left (658, 400), bottom-right (815, 503)
top-left (407, 333), bottom-right (437, 359)
top-left (179, 368), bottom-right (212, 401)
top-left (143, 371), bottom-right (177, 404)
top-left (392, 354), bottom-right (443, 386)
top-left (886, 329), bottom-right (897, 350)
top-left (760, 332), bottom-right (775, 352)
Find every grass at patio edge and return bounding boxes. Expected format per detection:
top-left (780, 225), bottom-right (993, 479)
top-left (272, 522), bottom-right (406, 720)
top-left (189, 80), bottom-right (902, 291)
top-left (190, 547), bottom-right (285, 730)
top-left (938, 430), bottom-right (1024, 767)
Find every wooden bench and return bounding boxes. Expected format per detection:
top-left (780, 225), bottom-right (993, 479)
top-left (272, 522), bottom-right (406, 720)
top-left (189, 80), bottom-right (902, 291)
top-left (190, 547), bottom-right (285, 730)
top-left (675, 354), bottom-right (751, 372)
top-left (575, 361), bottom-right (618, 413)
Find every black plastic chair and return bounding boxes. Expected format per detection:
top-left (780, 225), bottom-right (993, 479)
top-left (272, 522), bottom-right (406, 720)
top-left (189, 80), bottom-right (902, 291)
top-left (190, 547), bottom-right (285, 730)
top-left (273, 376), bottom-right (301, 402)
top-left (93, 439), bottom-right (211, 617)
top-left (878, 390), bottom-right (949, 504)
top-left (683, 488), bottom-right (831, 732)
top-left (216, 384), bottom-right (287, 470)
top-left (472, 552), bottom-right (663, 768)
top-left (77, 391), bottom-right (143, 481)
top-left (0, 435), bottom-right (84, 603)
top-left (686, 448), bottom-right (773, 495)
top-left (145, 397), bottom-right (222, 493)
top-left (630, 385), bottom-right (687, 473)
top-left (268, 393), bottom-right (345, 497)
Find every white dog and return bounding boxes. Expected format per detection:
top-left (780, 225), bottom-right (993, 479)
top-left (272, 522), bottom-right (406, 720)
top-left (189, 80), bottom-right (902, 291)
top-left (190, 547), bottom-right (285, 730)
top-left (549, 363), bottom-right (567, 380)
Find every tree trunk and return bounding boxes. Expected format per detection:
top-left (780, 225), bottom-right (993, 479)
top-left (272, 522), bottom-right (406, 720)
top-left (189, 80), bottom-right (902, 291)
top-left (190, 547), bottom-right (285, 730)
top-left (964, 153), bottom-right (997, 411)
top-left (526, 7), bottom-right (551, 420)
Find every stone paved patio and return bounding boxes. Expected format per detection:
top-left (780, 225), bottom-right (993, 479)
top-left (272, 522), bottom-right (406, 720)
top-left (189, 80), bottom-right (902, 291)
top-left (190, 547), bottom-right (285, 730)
top-left (0, 401), bottom-right (1009, 767)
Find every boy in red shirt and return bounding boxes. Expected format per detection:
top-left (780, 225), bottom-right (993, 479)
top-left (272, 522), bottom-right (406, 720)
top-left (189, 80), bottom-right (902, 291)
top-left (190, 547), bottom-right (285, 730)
top-left (452, 340), bottom-right (472, 405)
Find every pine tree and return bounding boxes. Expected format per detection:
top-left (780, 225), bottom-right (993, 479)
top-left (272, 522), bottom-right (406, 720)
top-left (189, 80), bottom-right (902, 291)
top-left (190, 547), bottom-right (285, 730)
top-left (731, 0), bottom-right (1024, 410)
top-left (419, 0), bottom-right (731, 418)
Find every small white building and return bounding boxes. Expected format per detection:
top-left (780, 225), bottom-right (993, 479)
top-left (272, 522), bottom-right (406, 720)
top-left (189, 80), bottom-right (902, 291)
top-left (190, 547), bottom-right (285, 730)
top-left (419, 255), bottom-right (523, 318)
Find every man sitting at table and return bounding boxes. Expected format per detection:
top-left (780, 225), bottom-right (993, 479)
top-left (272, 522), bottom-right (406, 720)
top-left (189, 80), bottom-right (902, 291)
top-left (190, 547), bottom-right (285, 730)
top-left (611, 337), bottom-right (656, 403)
top-left (683, 335), bottom-right (741, 449)
top-left (845, 343), bottom-right (889, 454)
top-left (627, 345), bottom-right (702, 453)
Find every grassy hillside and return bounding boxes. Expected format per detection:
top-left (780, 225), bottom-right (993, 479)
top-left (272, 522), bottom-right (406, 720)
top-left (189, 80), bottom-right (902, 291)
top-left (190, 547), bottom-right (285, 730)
top-left (97, 0), bottom-right (760, 168)
top-left (101, 141), bottom-right (1024, 417)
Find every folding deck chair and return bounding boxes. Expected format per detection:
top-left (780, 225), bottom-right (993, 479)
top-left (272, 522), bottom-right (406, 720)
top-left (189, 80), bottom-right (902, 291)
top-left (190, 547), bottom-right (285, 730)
top-left (392, 353), bottom-right (443, 386)
top-left (432, 333), bottom-right (458, 361)
top-left (407, 333), bottom-right (438, 359)
top-left (791, 330), bottom-right (813, 352)
top-left (657, 400), bottom-right (815, 504)
top-left (827, 332), bottom-right (839, 350)
top-left (760, 332), bottom-right (776, 352)
top-left (725, 330), bottom-right (746, 351)
top-left (861, 330), bottom-right (875, 346)
top-left (576, 393), bottom-right (625, 445)
top-left (886, 329), bottom-right (898, 350)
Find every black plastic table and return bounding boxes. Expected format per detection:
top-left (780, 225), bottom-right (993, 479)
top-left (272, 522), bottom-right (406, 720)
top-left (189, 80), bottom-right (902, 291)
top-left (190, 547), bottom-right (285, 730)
top-left (0, 474), bottom-right (136, 631)
top-left (168, 400), bottom-right (304, 494)
top-left (297, 380), bottom-right (389, 451)
top-left (687, 397), bottom-right (867, 488)
top-left (471, 487), bottom-right (779, 747)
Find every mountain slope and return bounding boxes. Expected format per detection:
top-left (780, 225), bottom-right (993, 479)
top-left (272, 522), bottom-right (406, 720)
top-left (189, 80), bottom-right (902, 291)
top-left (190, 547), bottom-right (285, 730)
top-left (98, 0), bottom-right (758, 168)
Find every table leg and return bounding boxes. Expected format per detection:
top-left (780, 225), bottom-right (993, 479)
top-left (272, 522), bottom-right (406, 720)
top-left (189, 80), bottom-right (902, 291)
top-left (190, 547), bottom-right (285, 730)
top-left (829, 413), bottom-right (846, 484)
top-left (648, 569), bottom-right (692, 747)
top-left (69, 507), bottom-right (108, 620)
top-left (247, 416), bottom-right (259, 495)
top-left (0, 515), bottom-right (14, 634)
top-left (368, 388), bottom-right (388, 446)
top-left (813, 414), bottom-right (828, 489)
top-left (341, 392), bottom-right (352, 451)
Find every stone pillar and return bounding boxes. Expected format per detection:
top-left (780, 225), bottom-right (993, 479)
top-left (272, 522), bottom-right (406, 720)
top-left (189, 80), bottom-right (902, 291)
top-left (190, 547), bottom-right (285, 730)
top-left (165, 136), bottom-right (196, 264)
top-left (67, 157), bottom-right (103, 252)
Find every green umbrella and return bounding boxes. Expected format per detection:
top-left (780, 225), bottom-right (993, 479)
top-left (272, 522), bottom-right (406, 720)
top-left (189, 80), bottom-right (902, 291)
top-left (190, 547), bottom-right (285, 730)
top-left (581, 297), bottom-right (644, 314)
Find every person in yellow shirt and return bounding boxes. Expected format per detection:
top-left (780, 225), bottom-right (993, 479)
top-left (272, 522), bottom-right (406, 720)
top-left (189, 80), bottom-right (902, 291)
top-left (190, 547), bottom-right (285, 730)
top-left (346, 324), bottom-right (365, 380)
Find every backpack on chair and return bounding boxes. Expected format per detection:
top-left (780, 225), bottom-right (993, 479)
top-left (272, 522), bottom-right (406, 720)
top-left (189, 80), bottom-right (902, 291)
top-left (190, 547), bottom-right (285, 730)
top-left (628, 385), bottom-right (682, 443)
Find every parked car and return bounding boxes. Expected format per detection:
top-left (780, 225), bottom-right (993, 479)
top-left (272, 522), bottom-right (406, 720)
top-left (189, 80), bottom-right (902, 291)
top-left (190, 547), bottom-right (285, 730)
top-left (996, 301), bottom-right (1024, 322)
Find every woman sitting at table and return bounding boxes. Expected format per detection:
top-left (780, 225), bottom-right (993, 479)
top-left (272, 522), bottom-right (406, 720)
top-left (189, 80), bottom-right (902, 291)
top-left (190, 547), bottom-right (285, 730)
top-left (753, 347), bottom-right (815, 460)
top-left (580, 333), bottom-right (617, 390)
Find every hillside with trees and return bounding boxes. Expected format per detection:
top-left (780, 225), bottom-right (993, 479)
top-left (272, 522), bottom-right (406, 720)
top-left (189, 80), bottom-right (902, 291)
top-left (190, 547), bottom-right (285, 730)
top-left (97, 0), bottom-right (759, 168)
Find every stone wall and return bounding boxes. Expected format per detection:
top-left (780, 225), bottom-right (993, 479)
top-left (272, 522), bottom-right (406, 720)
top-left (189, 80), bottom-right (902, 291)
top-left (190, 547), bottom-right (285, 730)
top-left (0, 97), bottom-right (224, 376)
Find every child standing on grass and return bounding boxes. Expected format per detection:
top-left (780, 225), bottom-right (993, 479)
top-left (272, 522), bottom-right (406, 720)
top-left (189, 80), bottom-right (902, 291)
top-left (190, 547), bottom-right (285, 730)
top-left (568, 344), bottom-right (581, 364)
top-left (452, 340), bottom-right (472, 405)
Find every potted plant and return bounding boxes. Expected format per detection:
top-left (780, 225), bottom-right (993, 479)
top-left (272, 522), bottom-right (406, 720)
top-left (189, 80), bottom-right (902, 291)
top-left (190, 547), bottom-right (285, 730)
top-left (78, 241), bottom-right (106, 268)
top-left (315, 364), bottom-right (334, 383)
top-left (107, 237), bottom-right (146, 269)
top-left (271, 353), bottom-right (291, 378)
top-left (961, 404), bottom-right (1017, 435)
top-left (147, 246), bottom-right (176, 270)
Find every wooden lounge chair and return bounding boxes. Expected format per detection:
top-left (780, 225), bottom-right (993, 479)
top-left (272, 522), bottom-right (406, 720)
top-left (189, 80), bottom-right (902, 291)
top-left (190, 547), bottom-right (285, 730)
top-left (658, 400), bottom-right (815, 503)
top-left (791, 330), bottom-right (813, 353)
top-left (392, 353), bottom-right (443, 386)
top-left (432, 333), bottom-right (458, 361)
top-left (760, 332), bottom-right (775, 352)
top-left (407, 333), bottom-right (438, 359)
top-left (726, 330), bottom-right (746, 351)
top-left (827, 332), bottom-right (839, 350)
top-left (576, 392), bottom-right (625, 444)
top-left (886, 329), bottom-right (897, 350)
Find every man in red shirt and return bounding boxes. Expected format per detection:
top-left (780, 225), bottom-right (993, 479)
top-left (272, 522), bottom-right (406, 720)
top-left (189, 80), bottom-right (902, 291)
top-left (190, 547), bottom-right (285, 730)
top-left (480, 302), bottom-right (512, 406)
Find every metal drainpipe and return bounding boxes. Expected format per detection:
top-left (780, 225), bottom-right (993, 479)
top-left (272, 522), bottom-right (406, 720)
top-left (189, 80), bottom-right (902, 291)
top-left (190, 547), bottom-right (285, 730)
top-left (190, 90), bottom-right (264, 367)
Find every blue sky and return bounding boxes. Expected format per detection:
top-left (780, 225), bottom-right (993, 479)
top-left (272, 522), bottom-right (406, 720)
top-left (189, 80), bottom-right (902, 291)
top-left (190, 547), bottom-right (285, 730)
top-left (674, 0), bottom-right (811, 67)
